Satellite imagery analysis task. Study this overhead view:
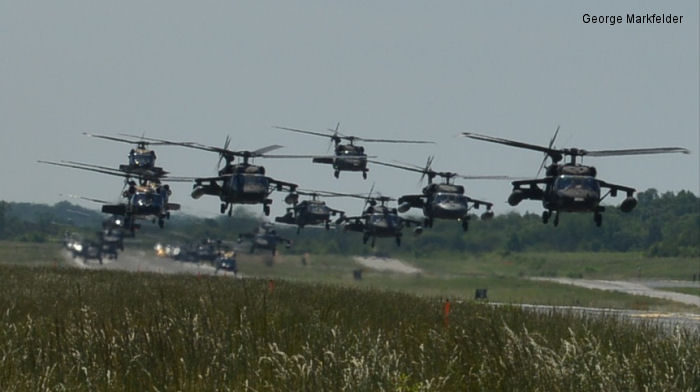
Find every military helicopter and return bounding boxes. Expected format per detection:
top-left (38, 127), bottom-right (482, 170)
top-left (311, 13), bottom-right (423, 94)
top-left (462, 129), bottom-right (690, 226)
top-left (83, 132), bottom-right (171, 177)
top-left (135, 136), bottom-right (300, 216)
top-left (39, 160), bottom-right (183, 233)
top-left (370, 156), bottom-right (507, 231)
top-left (335, 187), bottom-right (423, 247)
top-left (274, 123), bottom-right (434, 179)
top-left (238, 222), bottom-right (292, 255)
top-left (275, 190), bottom-right (345, 233)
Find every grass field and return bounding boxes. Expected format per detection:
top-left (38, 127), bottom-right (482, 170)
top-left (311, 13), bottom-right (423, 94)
top-left (1, 241), bottom-right (698, 312)
top-left (0, 264), bottom-right (698, 391)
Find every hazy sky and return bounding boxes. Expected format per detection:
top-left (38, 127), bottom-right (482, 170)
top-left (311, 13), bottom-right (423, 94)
top-left (1, 1), bottom-right (697, 219)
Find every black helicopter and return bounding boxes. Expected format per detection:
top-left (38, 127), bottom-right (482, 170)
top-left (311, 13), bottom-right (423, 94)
top-left (370, 156), bottom-right (506, 231)
top-left (39, 160), bottom-right (183, 233)
top-left (336, 188), bottom-right (423, 247)
top-left (462, 129), bottom-right (690, 226)
top-left (83, 132), bottom-right (171, 177)
top-left (275, 190), bottom-right (345, 233)
top-left (238, 222), bottom-right (292, 255)
top-left (274, 123), bottom-right (433, 179)
top-left (136, 136), bottom-right (300, 216)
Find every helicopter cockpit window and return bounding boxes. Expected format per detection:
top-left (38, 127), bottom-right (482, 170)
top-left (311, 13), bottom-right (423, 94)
top-left (235, 174), bottom-right (270, 191)
top-left (131, 153), bottom-right (154, 167)
top-left (370, 213), bottom-right (400, 226)
top-left (307, 203), bottom-right (327, 214)
top-left (434, 194), bottom-right (467, 204)
top-left (554, 175), bottom-right (599, 192)
top-left (133, 192), bottom-right (161, 207)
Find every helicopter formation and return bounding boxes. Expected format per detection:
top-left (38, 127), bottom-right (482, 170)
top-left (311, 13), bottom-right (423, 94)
top-left (40, 124), bottom-right (689, 254)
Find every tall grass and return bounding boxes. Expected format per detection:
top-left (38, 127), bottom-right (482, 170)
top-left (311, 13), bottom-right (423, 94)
top-left (1, 265), bottom-right (698, 391)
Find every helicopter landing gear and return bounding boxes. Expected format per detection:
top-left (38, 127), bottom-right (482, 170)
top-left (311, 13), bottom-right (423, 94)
top-left (461, 218), bottom-right (469, 232)
top-left (228, 206), bottom-right (233, 216)
top-left (297, 226), bottom-right (301, 234)
top-left (158, 218), bottom-right (164, 228)
top-left (553, 212), bottom-right (560, 227)
top-left (395, 235), bottom-right (401, 246)
top-left (334, 170), bottom-right (340, 179)
top-left (371, 237), bottom-right (376, 248)
top-left (220, 203), bottom-right (227, 214)
top-left (362, 171), bottom-right (368, 179)
top-left (362, 233), bottom-right (369, 244)
top-left (263, 204), bottom-right (271, 216)
top-left (542, 210), bottom-right (551, 224)
top-left (424, 218), bottom-right (433, 228)
top-left (325, 221), bottom-right (330, 230)
top-left (594, 212), bottom-right (602, 227)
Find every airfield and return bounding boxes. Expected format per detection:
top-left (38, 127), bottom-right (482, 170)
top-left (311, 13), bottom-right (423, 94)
top-left (64, 247), bottom-right (700, 333)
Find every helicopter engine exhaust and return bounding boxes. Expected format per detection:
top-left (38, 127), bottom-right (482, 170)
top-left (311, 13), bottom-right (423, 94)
top-left (480, 211), bottom-right (494, 220)
top-left (284, 192), bottom-right (299, 205)
top-left (191, 187), bottom-right (206, 199)
top-left (398, 202), bottom-right (411, 213)
top-left (620, 197), bottom-right (637, 213)
top-left (508, 189), bottom-right (525, 206)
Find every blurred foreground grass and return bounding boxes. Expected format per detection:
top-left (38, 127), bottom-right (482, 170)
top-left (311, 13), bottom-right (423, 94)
top-left (1, 265), bottom-right (698, 391)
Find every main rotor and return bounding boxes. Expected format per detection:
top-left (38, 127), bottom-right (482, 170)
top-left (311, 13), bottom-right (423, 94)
top-left (462, 129), bottom-right (690, 174)
top-left (369, 156), bottom-right (511, 184)
top-left (274, 123), bottom-right (434, 148)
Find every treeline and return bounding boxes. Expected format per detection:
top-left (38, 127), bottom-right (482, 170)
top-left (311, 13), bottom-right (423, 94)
top-left (0, 189), bottom-right (697, 256)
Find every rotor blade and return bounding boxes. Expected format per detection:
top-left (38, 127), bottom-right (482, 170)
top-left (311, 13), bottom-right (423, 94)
top-left (537, 125), bottom-right (560, 177)
top-left (582, 147), bottom-right (691, 157)
top-left (454, 174), bottom-right (514, 180)
top-left (83, 132), bottom-right (148, 145)
top-left (463, 132), bottom-right (564, 159)
top-left (252, 145), bottom-right (284, 156)
top-left (60, 193), bottom-right (112, 205)
top-left (352, 136), bottom-right (434, 144)
top-left (368, 159), bottom-right (426, 174)
top-left (274, 126), bottom-right (336, 139)
top-left (38, 160), bottom-right (132, 179)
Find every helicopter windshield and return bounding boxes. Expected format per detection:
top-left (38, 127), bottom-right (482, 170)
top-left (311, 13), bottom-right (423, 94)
top-left (554, 175), bottom-right (600, 192)
top-left (130, 152), bottom-right (155, 167)
top-left (232, 174), bottom-right (270, 192)
top-left (307, 203), bottom-right (327, 214)
top-left (133, 192), bottom-right (163, 207)
top-left (369, 213), bottom-right (400, 226)
top-left (434, 193), bottom-right (467, 204)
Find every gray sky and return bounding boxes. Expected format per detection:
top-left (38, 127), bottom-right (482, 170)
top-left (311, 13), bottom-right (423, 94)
top-left (1, 1), bottom-right (697, 219)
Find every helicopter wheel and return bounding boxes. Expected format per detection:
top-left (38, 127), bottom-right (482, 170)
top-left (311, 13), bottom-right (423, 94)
top-left (395, 236), bottom-right (401, 246)
top-left (263, 204), bottom-right (271, 216)
top-left (220, 203), bottom-right (227, 214)
top-left (362, 233), bottom-right (369, 244)
top-left (362, 171), bottom-right (367, 179)
top-left (424, 218), bottom-right (433, 228)
top-left (542, 210), bottom-right (550, 224)
top-left (325, 222), bottom-right (330, 230)
top-left (228, 206), bottom-right (233, 217)
top-left (461, 219), bottom-right (469, 232)
top-left (158, 219), bottom-right (164, 228)
top-left (594, 213), bottom-right (602, 227)
top-left (553, 212), bottom-right (559, 227)
top-left (334, 170), bottom-right (340, 179)
top-left (371, 237), bottom-right (376, 248)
